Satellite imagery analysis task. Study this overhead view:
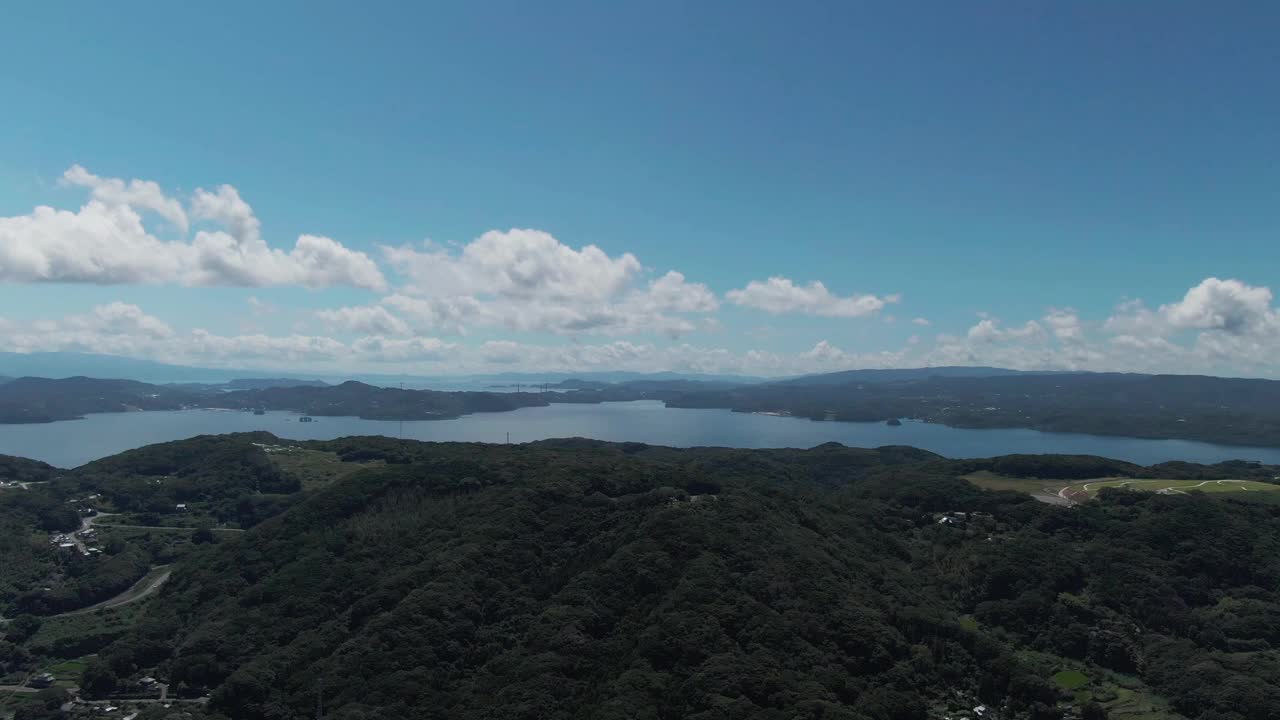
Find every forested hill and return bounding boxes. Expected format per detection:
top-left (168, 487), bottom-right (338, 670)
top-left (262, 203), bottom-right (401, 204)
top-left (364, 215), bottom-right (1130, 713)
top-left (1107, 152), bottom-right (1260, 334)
top-left (0, 376), bottom-right (554, 423)
top-left (0, 452), bottom-right (59, 482)
top-left (204, 380), bottom-right (552, 419)
top-left (0, 376), bottom-right (196, 423)
top-left (669, 371), bottom-right (1280, 447)
top-left (36, 435), bottom-right (1273, 720)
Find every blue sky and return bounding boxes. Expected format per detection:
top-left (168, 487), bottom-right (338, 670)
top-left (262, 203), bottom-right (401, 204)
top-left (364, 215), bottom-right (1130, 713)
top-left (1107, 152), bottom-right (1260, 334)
top-left (1, 2), bottom-right (1278, 376)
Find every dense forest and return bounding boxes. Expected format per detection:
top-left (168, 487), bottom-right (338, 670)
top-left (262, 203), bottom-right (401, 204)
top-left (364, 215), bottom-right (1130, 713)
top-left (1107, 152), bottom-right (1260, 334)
top-left (3, 434), bottom-right (1276, 719)
top-left (0, 377), bottom-right (196, 423)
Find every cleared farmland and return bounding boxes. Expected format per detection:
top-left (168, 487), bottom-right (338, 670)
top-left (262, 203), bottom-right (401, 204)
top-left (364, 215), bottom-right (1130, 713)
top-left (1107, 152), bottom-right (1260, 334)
top-left (964, 471), bottom-right (1280, 505)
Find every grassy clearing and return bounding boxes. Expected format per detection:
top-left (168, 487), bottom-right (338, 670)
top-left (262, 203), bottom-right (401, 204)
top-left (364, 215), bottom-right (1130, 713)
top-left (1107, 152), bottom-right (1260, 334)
top-left (1011, 652), bottom-right (1181, 719)
top-left (1052, 669), bottom-right (1089, 690)
top-left (45, 658), bottom-right (87, 688)
top-left (1061, 477), bottom-right (1280, 500)
top-left (269, 448), bottom-right (383, 491)
top-left (965, 471), bottom-right (1280, 505)
top-left (28, 600), bottom-right (148, 659)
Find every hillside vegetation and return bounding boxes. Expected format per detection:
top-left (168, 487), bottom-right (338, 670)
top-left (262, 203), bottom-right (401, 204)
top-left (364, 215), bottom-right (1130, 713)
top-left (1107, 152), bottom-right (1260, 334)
top-left (0, 436), bottom-right (1259, 720)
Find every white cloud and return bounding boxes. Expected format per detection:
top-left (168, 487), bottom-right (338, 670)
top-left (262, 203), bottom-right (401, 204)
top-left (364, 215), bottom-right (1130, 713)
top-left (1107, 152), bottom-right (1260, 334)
top-left (1103, 299), bottom-right (1164, 337)
top-left (191, 185), bottom-right (261, 246)
top-left (1160, 277), bottom-right (1276, 334)
top-left (8, 276), bottom-right (1280, 378)
top-left (62, 165), bottom-right (189, 233)
top-left (247, 297), bottom-right (276, 317)
top-left (0, 166), bottom-right (386, 290)
top-left (479, 340), bottom-right (524, 364)
top-left (1110, 335), bottom-right (1182, 353)
top-left (350, 336), bottom-right (455, 363)
top-left (1104, 279), bottom-right (1279, 341)
top-left (386, 229), bottom-right (640, 301)
top-left (381, 294), bottom-right (483, 335)
top-left (635, 271), bottom-right (719, 313)
top-left (967, 318), bottom-right (1046, 343)
top-left (186, 330), bottom-right (348, 363)
top-left (1043, 308), bottom-right (1083, 342)
top-left (77, 302), bottom-right (175, 340)
top-left (379, 231), bottom-right (716, 337)
top-left (726, 277), bottom-right (898, 318)
top-left (911, 317), bottom-right (930, 326)
top-left (316, 305), bottom-right (411, 337)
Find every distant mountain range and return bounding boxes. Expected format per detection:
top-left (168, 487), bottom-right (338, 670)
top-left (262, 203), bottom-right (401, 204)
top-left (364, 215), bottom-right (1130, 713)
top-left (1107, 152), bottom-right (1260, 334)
top-left (0, 352), bottom-right (256, 383)
top-left (8, 355), bottom-right (1280, 447)
top-left (775, 366), bottom-right (1065, 385)
top-left (0, 352), bottom-right (768, 388)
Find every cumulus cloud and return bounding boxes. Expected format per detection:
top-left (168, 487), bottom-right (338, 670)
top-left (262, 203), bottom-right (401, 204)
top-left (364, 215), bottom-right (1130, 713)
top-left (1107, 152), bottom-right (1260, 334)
top-left (911, 317), bottom-right (930, 326)
top-left (967, 318), bottom-right (1047, 343)
top-left (479, 340), bottom-right (524, 364)
top-left (1160, 277), bottom-right (1276, 334)
top-left (726, 277), bottom-right (898, 318)
top-left (0, 303), bottom-right (461, 368)
top-left (380, 231), bottom-right (717, 337)
top-left (62, 165), bottom-right (189, 233)
top-left (350, 336), bottom-right (455, 362)
top-left (385, 229), bottom-right (640, 301)
top-left (0, 166), bottom-right (386, 290)
top-left (1043, 308), bottom-right (1083, 342)
top-left (316, 305), bottom-right (411, 337)
top-left (1105, 279), bottom-right (1278, 340)
top-left (635, 271), bottom-right (719, 313)
top-left (186, 330), bottom-right (348, 363)
top-left (77, 302), bottom-right (175, 339)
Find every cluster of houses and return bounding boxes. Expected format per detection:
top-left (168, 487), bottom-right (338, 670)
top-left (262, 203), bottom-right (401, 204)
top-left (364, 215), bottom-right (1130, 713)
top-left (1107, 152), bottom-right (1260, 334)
top-left (934, 511), bottom-right (992, 527)
top-left (665, 493), bottom-right (721, 508)
top-left (49, 676), bottom-right (170, 718)
top-left (48, 525), bottom-right (104, 556)
top-left (250, 442), bottom-right (303, 454)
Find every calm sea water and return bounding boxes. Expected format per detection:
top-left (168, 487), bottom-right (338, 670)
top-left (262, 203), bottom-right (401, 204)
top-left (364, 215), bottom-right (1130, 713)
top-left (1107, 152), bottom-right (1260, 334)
top-left (3, 401), bottom-right (1280, 469)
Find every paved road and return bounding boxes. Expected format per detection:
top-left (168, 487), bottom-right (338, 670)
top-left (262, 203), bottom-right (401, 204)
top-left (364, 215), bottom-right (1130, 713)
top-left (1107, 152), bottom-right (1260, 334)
top-left (94, 522), bottom-right (245, 533)
top-left (60, 568), bottom-right (172, 616)
top-left (2, 567), bottom-right (171, 625)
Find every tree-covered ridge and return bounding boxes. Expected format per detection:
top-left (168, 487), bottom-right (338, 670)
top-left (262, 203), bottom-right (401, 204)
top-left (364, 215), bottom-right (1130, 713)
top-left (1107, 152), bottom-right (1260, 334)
top-left (41, 437), bottom-right (1272, 720)
top-left (0, 376), bottom-right (197, 423)
top-left (203, 380), bottom-right (552, 419)
top-left (0, 435), bottom-right (302, 622)
top-left (669, 372), bottom-right (1280, 447)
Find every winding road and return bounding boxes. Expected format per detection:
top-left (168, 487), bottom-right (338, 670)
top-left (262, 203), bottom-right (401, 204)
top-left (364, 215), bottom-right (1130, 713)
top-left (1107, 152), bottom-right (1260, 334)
top-left (59, 568), bottom-right (172, 616)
